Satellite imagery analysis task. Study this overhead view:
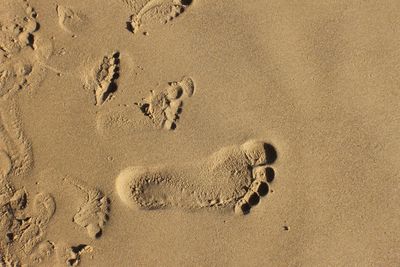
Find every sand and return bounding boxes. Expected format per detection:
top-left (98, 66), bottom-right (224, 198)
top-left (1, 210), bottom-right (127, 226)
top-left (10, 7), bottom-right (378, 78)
top-left (0, 0), bottom-right (399, 266)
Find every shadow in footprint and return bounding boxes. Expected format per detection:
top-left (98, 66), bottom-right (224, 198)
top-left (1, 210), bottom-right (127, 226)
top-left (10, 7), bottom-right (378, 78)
top-left (265, 167), bottom-right (275, 183)
top-left (264, 143), bottom-right (277, 164)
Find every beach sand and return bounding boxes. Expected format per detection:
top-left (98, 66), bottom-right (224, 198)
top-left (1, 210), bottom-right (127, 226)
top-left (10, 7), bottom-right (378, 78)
top-left (0, 0), bottom-right (399, 266)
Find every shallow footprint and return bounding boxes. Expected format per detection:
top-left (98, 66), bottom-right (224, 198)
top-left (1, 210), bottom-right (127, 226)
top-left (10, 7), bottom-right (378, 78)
top-left (56, 5), bottom-right (87, 35)
top-left (124, 0), bottom-right (193, 34)
top-left (116, 140), bottom-right (277, 215)
top-left (30, 240), bottom-right (55, 265)
top-left (0, 0), bottom-right (39, 57)
top-left (56, 242), bottom-right (93, 267)
top-left (65, 178), bottom-right (110, 239)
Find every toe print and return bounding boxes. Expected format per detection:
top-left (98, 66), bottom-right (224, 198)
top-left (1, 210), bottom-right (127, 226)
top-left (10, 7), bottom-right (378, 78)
top-left (234, 199), bottom-right (250, 215)
top-left (251, 181), bottom-right (269, 197)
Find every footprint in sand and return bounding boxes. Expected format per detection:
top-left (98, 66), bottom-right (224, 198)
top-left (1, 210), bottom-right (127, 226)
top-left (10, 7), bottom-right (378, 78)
top-left (0, 0), bottom-right (45, 99)
top-left (0, 0), bottom-right (38, 57)
top-left (84, 51), bottom-right (120, 106)
top-left (0, 0), bottom-right (54, 99)
top-left (56, 5), bottom-right (87, 35)
top-left (56, 243), bottom-right (93, 267)
top-left (64, 177), bottom-right (110, 239)
top-left (30, 240), bottom-right (55, 265)
top-left (0, 188), bottom-right (56, 265)
top-left (96, 76), bottom-right (195, 135)
top-left (123, 0), bottom-right (193, 34)
top-left (115, 140), bottom-right (277, 215)
top-left (0, 58), bottom-right (34, 98)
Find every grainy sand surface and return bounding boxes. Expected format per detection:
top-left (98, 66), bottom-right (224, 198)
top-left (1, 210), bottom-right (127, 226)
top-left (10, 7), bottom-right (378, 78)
top-left (1, 0), bottom-right (400, 266)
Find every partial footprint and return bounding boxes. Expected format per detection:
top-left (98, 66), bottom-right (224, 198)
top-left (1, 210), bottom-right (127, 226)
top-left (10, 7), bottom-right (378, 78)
top-left (0, 0), bottom-right (42, 99)
top-left (96, 76), bottom-right (195, 135)
top-left (136, 76), bottom-right (194, 130)
top-left (56, 243), bottom-right (93, 267)
top-left (30, 240), bottom-right (55, 265)
top-left (32, 193), bottom-right (56, 227)
top-left (0, 0), bottom-right (39, 57)
top-left (84, 51), bottom-right (120, 106)
top-left (0, 0), bottom-right (52, 99)
top-left (116, 140), bottom-right (277, 215)
top-left (0, 188), bottom-right (56, 265)
top-left (0, 56), bottom-right (34, 98)
top-left (56, 5), bottom-right (87, 35)
top-left (65, 178), bottom-right (110, 239)
top-left (124, 0), bottom-right (193, 34)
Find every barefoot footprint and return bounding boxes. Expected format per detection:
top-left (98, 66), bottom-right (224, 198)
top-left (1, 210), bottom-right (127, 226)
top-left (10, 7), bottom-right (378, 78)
top-left (116, 140), bottom-right (277, 215)
top-left (84, 51), bottom-right (120, 106)
top-left (136, 76), bottom-right (194, 130)
top-left (56, 5), bottom-right (87, 35)
top-left (96, 76), bottom-right (195, 135)
top-left (124, 0), bottom-right (193, 34)
top-left (64, 177), bottom-right (110, 239)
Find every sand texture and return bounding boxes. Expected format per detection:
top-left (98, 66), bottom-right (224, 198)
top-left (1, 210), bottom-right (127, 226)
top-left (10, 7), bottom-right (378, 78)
top-left (1, 0), bottom-right (400, 266)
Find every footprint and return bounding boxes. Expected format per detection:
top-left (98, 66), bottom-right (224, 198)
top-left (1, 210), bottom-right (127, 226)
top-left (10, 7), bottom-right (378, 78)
top-left (30, 240), bottom-right (55, 265)
top-left (18, 193), bottom-right (56, 254)
top-left (65, 178), bottom-right (110, 239)
top-left (136, 76), bottom-right (194, 130)
top-left (0, 188), bottom-right (56, 265)
top-left (115, 140), bottom-right (277, 215)
top-left (124, 0), bottom-right (193, 34)
top-left (56, 243), bottom-right (93, 267)
top-left (0, 0), bottom-right (41, 98)
top-left (0, 0), bottom-right (51, 99)
top-left (96, 76), bottom-right (195, 135)
top-left (0, 57), bottom-right (35, 99)
top-left (0, 0), bottom-right (39, 57)
top-left (56, 5), bottom-right (87, 35)
top-left (84, 51), bottom-right (120, 106)
top-left (32, 193), bottom-right (56, 227)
